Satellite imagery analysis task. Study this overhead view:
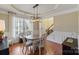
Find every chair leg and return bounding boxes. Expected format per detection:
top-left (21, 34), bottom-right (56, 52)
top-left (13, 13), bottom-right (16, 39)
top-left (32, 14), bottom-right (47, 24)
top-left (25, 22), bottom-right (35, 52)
top-left (25, 46), bottom-right (31, 55)
top-left (29, 47), bottom-right (31, 54)
top-left (29, 47), bottom-right (31, 53)
top-left (22, 45), bottom-right (25, 54)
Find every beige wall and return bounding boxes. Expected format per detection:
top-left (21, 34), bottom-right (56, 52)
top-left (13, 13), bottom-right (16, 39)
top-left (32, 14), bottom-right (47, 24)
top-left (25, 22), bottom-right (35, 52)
top-left (78, 12), bottom-right (79, 34)
top-left (54, 12), bottom-right (78, 33)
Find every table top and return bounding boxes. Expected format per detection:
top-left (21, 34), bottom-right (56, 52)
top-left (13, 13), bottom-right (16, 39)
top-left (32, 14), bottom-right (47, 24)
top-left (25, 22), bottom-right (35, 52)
top-left (25, 34), bottom-right (46, 39)
top-left (25, 35), bottom-right (41, 40)
top-left (25, 35), bottom-right (34, 39)
top-left (62, 37), bottom-right (78, 48)
top-left (0, 38), bottom-right (9, 50)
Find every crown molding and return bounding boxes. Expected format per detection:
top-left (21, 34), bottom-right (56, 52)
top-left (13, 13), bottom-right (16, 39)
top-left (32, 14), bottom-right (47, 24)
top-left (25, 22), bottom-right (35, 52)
top-left (0, 5), bottom-right (79, 19)
top-left (42, 6), bottom-right (79, 18)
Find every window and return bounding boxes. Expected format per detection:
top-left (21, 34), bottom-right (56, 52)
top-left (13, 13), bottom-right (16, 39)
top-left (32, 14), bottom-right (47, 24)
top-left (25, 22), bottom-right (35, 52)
top-left (41, 17), bottom-right (54, 30)
top-left (0, 20), bottom-right (5, 31)
top-left (13, 16), bottom-right (33, 38)
top-left (39, 17), bottom-right (54, 35)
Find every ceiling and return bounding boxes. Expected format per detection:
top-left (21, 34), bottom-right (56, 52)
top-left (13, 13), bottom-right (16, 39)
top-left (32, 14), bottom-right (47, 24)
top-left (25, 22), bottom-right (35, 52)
top-left (0, 4), bottom-right (79, 18)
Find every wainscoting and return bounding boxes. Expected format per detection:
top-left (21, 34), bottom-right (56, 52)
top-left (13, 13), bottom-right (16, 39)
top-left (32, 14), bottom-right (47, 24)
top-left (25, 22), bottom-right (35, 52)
top-left (47, 31), bottom-right (78, 54)
top-left (47, 31), bottom-right (78, 44)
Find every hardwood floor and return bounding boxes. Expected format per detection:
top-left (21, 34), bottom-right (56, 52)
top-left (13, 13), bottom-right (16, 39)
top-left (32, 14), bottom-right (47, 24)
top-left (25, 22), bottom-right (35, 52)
top-left (9, 43), bottom-right (23, 55)
top-left (45, 40), bottom-right (62, 55)
top-left (9, 40), bottom-right (62, 55)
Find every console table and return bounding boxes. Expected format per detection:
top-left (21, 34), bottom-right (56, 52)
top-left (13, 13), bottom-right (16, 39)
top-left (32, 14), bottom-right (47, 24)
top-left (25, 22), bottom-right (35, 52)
top-left (62, 37), bottom-right (78, 55)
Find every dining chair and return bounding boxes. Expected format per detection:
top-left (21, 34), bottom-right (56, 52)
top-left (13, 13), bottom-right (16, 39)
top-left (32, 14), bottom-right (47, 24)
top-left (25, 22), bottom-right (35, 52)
top-left (19, 33), bottom-right (32, 55)
top-left (22, 37), bottom-right (33, 55)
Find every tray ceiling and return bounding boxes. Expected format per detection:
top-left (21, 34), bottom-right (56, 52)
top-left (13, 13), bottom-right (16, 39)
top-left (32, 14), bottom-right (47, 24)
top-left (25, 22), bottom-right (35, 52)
top-left (0, 4), bottom-right (78, 18)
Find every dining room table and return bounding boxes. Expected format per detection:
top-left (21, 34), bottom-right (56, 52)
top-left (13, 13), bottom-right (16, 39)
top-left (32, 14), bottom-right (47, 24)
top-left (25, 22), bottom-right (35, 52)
top-left (25, 34), bottom-right (46, 54)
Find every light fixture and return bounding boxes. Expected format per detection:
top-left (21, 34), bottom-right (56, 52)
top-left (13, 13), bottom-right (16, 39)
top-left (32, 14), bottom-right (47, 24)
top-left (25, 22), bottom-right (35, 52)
top-left (32, 4), bottom-right (40, 22)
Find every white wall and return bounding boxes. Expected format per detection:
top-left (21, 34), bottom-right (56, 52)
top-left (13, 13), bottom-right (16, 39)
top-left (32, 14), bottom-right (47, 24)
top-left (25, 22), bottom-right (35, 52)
top-left (47, 31), bottom-right (77, 44)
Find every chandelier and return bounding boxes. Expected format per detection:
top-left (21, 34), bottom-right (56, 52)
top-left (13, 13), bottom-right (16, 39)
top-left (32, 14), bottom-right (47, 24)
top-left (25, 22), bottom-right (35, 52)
top-left (32, 4), bottom-right (40, 22)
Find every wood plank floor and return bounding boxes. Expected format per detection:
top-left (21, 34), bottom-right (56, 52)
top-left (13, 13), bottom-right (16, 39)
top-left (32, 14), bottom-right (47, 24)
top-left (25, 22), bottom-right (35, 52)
top-left (45, 40), bottom-right (62, 55)
top-left (9, 40), bottom-right (62, 55)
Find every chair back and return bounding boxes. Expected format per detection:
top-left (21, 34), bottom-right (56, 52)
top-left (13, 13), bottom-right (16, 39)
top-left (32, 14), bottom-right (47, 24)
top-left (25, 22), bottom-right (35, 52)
top-left (19, 33), bottom-right (27, 44)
